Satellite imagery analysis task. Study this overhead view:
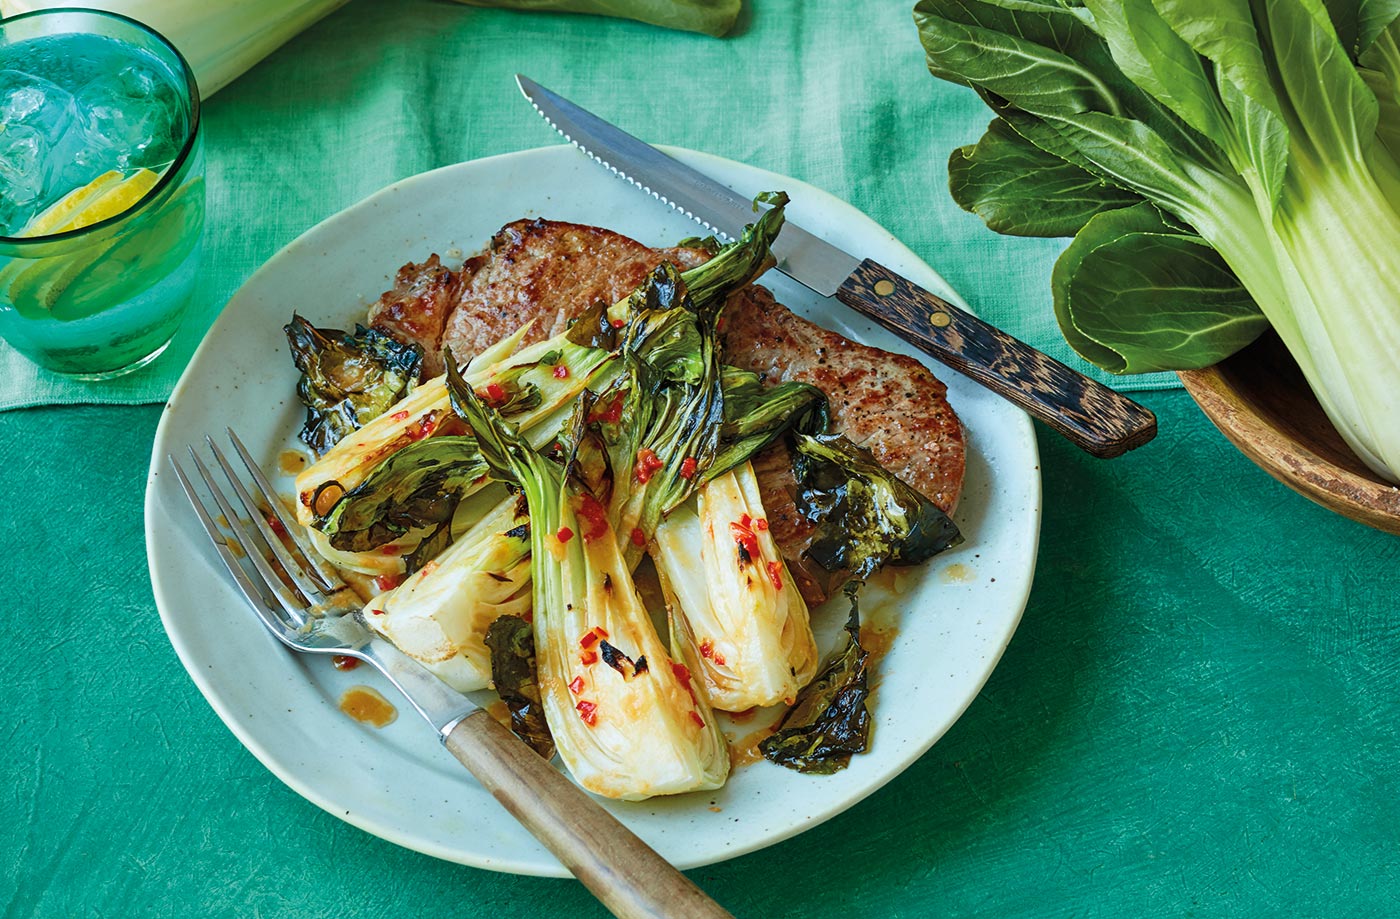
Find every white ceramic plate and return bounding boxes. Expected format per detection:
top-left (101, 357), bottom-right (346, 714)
top-left (145, 145), bottom-right (1041, 876)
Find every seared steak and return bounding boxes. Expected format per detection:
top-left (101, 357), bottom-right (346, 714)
top-left (721, 285), bottom-right (964, 603)
top-left (366, 221), bottom-right (965, 605)
top-left (367, 254), bottom-right (459, 377)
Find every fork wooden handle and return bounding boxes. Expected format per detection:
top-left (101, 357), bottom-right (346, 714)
top-left (836, 259), bottom-right (1158, 458)
top-left (444, 710), bottom-right (737, 919)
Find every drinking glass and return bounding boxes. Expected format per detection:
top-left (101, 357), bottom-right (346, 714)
top-left (0, 9), bottom-right (204, 379)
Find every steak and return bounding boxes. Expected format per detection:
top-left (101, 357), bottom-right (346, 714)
top-left (720, 284), bottom-right (964, 604)
top-left (367, 220), bottom-right (965, 606)
top-left (371, 219), bottom-right (709, 376)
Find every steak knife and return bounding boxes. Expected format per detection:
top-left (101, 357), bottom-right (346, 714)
top-left (516, 75), bottom-right (1157, 458)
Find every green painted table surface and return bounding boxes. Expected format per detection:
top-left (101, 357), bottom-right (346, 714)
top-left (4, 1), bottom-right (1399, 916)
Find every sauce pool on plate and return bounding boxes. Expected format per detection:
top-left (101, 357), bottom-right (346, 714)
top-left (339, 685), bottom-right (397, 728)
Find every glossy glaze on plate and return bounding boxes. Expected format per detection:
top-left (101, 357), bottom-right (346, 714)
top-left (143, 145), bottom-right (1041, 876)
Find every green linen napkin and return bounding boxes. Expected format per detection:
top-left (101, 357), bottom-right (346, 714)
top-left (0, 0), bottom-right (1179, 411)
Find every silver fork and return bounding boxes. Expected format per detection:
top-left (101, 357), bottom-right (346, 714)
top-left (172, 430), bottom-right (734, 919)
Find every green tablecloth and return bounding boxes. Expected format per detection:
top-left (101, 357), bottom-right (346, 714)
top-left (5, 1), bottom-right (1398, 916)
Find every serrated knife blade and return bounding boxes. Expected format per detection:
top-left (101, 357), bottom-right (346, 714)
top-left (516, 74), bottom-right (1156, 458)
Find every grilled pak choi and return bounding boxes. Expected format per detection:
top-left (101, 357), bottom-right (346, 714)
top-left (447, 357), bottom-right (728, 800)
top-left (654, 461), bottom-right (818, 711)
top-left (361, 491), bottom-right (531, 692)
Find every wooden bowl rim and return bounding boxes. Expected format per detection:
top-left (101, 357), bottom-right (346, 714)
top-left (1178, 365), bottom-right (1400, 536)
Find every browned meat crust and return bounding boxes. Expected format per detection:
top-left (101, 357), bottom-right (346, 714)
top-left (439, 218), bottom-right (709, 367)
top-left (366, 255), bottom-right (460, 376)
top-left (365, 221), bottom-right (965, 606)
top-left (721, 285), bottom-right (965, 604)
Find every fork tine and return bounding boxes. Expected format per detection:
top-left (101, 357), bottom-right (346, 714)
top-left (169, 456), bottom-right (305, 648)
top-left (185, 446), bottom-right (310, 629)
top-left (225, 428), bottom-right (345, 594)
top-left (204, 434), bottom-right (332, 603)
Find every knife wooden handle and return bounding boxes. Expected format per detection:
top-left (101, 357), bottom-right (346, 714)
top-left (836, 259), bottom-right (1157, 458)
top-left (443, 710), bottom-right (737, 919)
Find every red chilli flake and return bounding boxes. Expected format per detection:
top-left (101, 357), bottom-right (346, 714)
top-left (699, 639), bottom-right (715, 660)
top-left (556, 526), bottom-right (574, 544)
top-left (580, 649), bottom-right (598, 665)
top-left (407, 415), bottom-right (436, 441)
top-left (577, 494), bottom-right (609, 543)
top-left (576, 700), bottom-right (598, 726)
top-left (391, 410), bottom-right (410, 421)
top-left (370, 609), bottom-right (385, 616)
top-left (689, 711), bottom-right (705, 728)
top-left (611, 318), bottom-right (626, 329)
top-left (568, 676), bottom-right (585, 695)
top-left (679, 456), bottom-right (698, 480)
top-left (588, 392), bottom-right (625, 425)
top-left (332, 655), bottom-right (360, 671)
top-left (630, 527), bottom-right (647, 548)
top-left (671, 662), bottom-right (699, 703)
top-left (373, 574), bottom-right (402, 592)
top-left (265, 515), bottom-right (288, 537)
top-left (730, 521), bottom-right (759, 561)
top-left (767, 561), bottom-right (784, 591)
top-left (552, 364), bottom-right (569, 379)
top-left (754, 517), bottom-right (769, 532)
top-left (634, 448), bottom-right (664, 484)
top-left (580, 631), bottom-right (600, 649)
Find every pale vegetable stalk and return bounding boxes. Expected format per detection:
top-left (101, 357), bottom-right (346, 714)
top-left (449, 365), bottom-right (728, 801)
top-left (0, 0), bottom-right (349, 96)
top-left (653, 462), bottom-right (818, 712)
top-left (362, 493), bottom-right (531, 692)
top-left (294, 330), bottom-right (612, 528)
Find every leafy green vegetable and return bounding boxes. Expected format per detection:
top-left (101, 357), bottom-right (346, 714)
top-left (451, 0), bottom-right (739, 37)
top-left (950, 117), bottom-right (1143, 237)
top-left (707, 368), bottom-right (830, 481)
top-left (760, 585), bottom-right (871, 775)
top-left (794, 433), bottom-right (962, 581)
top-left (1052, 203), bottom-right (1267, 373)
top-left (485, 615), bottom-right (556, 760)
top-left (654, 461), bottom-right (820, 712)
top-left (317, 436), bottom-right (487, 552)
top-left (284, 315), bottom-right (423, 456)
top-left (361, 494), bottom-right (532, 692)
top-left (446, 354), bottom-right (729, 801)
top-left (590, 264), bottom-right (725, 566)
top-left (917, 0), bottom-right (1400, 482)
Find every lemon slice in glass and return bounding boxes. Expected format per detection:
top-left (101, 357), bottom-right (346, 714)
top-left (18, 167), bottom-right (161, 238)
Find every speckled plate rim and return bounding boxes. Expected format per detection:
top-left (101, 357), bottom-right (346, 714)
top-left (144, 144), bottom-right (1041, 876)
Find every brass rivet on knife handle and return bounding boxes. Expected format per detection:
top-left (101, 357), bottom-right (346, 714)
top-left (837, 259), bottom-right (1157, 458)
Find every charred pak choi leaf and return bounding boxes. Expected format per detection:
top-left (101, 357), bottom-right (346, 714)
top-left (585, 263), bottom-right (726, 565)
top-left (318, 436), bottom-right (488, 552)
top-left (760, 585), bottom-right (870, 774)
top-left (284, 315), bottom-right (423, 455)
top-left (485, 615), bottom-right (555, 760)
top-left (476, 361), bottom-right (544, 416)
top-left (564, 300), bottom-right (623, 351)
top-left (794, 432), bottom-right (962, 580)
top-left (707, 367), bottom-right (830, 481)
top-left (402, 519), bottom-right (453, 576)
top-left (447, 354), bottom-right (729, 800)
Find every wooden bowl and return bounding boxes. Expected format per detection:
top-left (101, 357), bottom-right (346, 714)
top-left (1178, 331), bottom-right (1400, 536)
